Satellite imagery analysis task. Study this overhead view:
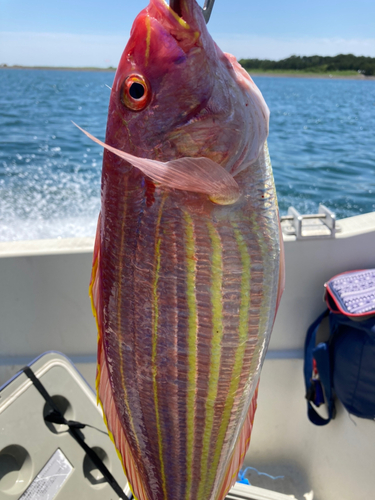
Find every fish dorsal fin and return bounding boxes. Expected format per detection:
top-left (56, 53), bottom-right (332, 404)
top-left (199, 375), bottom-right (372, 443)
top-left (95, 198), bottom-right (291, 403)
top-left (74, 123), bottom-right (240, 205)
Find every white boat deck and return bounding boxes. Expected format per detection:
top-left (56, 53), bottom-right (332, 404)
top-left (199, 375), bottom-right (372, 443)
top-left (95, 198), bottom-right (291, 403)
top-left (1, 211), bottom-right (375, 499)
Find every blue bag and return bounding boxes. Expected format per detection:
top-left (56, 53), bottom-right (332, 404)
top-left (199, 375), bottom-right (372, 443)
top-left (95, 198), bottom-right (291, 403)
top-left (304, 269), bottom-right (375, 425)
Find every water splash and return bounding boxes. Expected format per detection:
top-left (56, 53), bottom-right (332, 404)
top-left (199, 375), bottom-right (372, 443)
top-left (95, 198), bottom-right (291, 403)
top-left (1, 70), bottom-right (374, 242)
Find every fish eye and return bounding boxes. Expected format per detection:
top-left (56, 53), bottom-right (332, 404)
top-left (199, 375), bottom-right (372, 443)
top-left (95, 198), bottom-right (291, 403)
top-left (121, 74), bottom-right (151, 111)
top-left (129, 82), bottom-right (145, 99)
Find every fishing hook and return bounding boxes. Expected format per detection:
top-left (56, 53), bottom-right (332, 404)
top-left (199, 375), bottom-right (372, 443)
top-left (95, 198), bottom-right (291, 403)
top-left (169, 0), bottom-right (216, 24)
top-left (201, 0), bottom-right (215, 23)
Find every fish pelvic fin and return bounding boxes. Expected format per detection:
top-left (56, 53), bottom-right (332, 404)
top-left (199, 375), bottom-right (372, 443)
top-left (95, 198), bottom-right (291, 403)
top-left (73, 123), bottom-right (240, 205)
top-left (215, 384), bottom-right (259, 500)
top-left (90, 214), bottom-right (149, 500)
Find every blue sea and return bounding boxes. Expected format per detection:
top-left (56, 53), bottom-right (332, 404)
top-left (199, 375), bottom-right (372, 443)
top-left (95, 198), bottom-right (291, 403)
top-left (0, 68), bottom-right (374, 241)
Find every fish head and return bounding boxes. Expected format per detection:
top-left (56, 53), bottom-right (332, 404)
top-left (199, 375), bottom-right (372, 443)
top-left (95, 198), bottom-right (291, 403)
top-left (107, 0), bottom-right (219, 159)
top-left (104, 0), bottom-right (269, 179)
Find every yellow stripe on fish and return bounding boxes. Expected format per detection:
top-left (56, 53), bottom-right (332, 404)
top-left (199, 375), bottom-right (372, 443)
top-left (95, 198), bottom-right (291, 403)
top-left (145, 16), bottom-right (151, 67)
top-left (184, 211), bottom-right (198, 500)
top-left (204, 224), bottom-right (252, 497)
top-left (114, 181), bottom-right (146, 485)
top-left (152, 195), bottom-right (168, 500)
top-left (197, 221), bottom-right (224, 499)
top-left (117, 180), bottom-right (130, 409)
top-left (166, 4), bottom-right (191, 29)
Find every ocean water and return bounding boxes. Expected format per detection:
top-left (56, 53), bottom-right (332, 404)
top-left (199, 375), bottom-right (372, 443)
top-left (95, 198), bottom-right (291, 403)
top-left (0, 68), bottom-right (374, 241)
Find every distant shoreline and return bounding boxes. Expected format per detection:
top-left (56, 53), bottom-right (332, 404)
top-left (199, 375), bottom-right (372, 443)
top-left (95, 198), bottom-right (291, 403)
top-left (250, 72), bottom-right (375, 81)
top-left (1, 65), bottom-right (374, 80)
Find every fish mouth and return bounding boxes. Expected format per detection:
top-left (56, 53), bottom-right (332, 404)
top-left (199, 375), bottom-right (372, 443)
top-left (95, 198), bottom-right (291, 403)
top-left (144, 0), bottom-right (207, 55)
top-left (169, 0), bottom-right (215, 23)
top-left (150, 0), bottom-right (205, 32)
top-left (169, 0), bottom-right (183, 18)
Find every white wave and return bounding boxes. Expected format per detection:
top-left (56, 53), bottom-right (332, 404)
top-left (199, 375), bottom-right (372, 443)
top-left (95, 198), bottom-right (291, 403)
top-left (0, 215), bottom-right (99, 242)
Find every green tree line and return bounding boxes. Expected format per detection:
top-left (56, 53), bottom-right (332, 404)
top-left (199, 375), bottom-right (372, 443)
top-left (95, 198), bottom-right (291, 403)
top-left (238, 54), bottom-right (375, 76)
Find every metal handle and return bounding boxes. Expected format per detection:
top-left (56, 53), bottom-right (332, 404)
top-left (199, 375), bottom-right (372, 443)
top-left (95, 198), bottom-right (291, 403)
top-left (280, 213), bottom-right (327, 222)
top-left (280, 204), bottom-right (336, 240)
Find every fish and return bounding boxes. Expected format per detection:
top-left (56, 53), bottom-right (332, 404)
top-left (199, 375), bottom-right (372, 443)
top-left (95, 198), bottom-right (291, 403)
top-left (82, 1), bottom-right (285, 499)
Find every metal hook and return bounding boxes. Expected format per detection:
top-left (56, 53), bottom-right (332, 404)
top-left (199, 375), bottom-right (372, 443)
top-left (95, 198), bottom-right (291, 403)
top-left (201, 0), bottom-right (215, 23)
top-left (169, 0), bottom-right (216, 24)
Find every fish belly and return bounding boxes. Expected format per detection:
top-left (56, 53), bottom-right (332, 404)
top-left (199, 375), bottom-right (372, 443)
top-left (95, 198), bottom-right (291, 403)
top-left (92, 154), bottom-right (280, 500)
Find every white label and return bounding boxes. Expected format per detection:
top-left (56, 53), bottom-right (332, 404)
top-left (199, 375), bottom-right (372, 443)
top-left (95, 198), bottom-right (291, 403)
top-left (20, 449), bottom-right (73, 500)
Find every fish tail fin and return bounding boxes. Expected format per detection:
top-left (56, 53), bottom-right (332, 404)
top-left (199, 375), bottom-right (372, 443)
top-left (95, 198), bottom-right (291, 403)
top-left (215, 384), bottom-right (259, 500)
top-left (90, 214), bottom-right (149, 500)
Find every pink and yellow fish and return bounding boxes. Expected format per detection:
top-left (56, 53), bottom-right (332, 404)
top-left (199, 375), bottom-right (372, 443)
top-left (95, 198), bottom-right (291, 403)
top-left (83, 1), bottom-right (285, 499)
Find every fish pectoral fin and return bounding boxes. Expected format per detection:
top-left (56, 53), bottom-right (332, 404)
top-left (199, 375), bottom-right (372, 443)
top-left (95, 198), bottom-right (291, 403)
top-left (157, 156), bottom-right (241, 205)
top-left (73, 122), bottom-right (240, 205)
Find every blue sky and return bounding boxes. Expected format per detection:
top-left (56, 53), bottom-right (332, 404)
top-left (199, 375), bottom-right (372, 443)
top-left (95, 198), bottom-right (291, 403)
top-left (1, 0), bottom-right (374, 66)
